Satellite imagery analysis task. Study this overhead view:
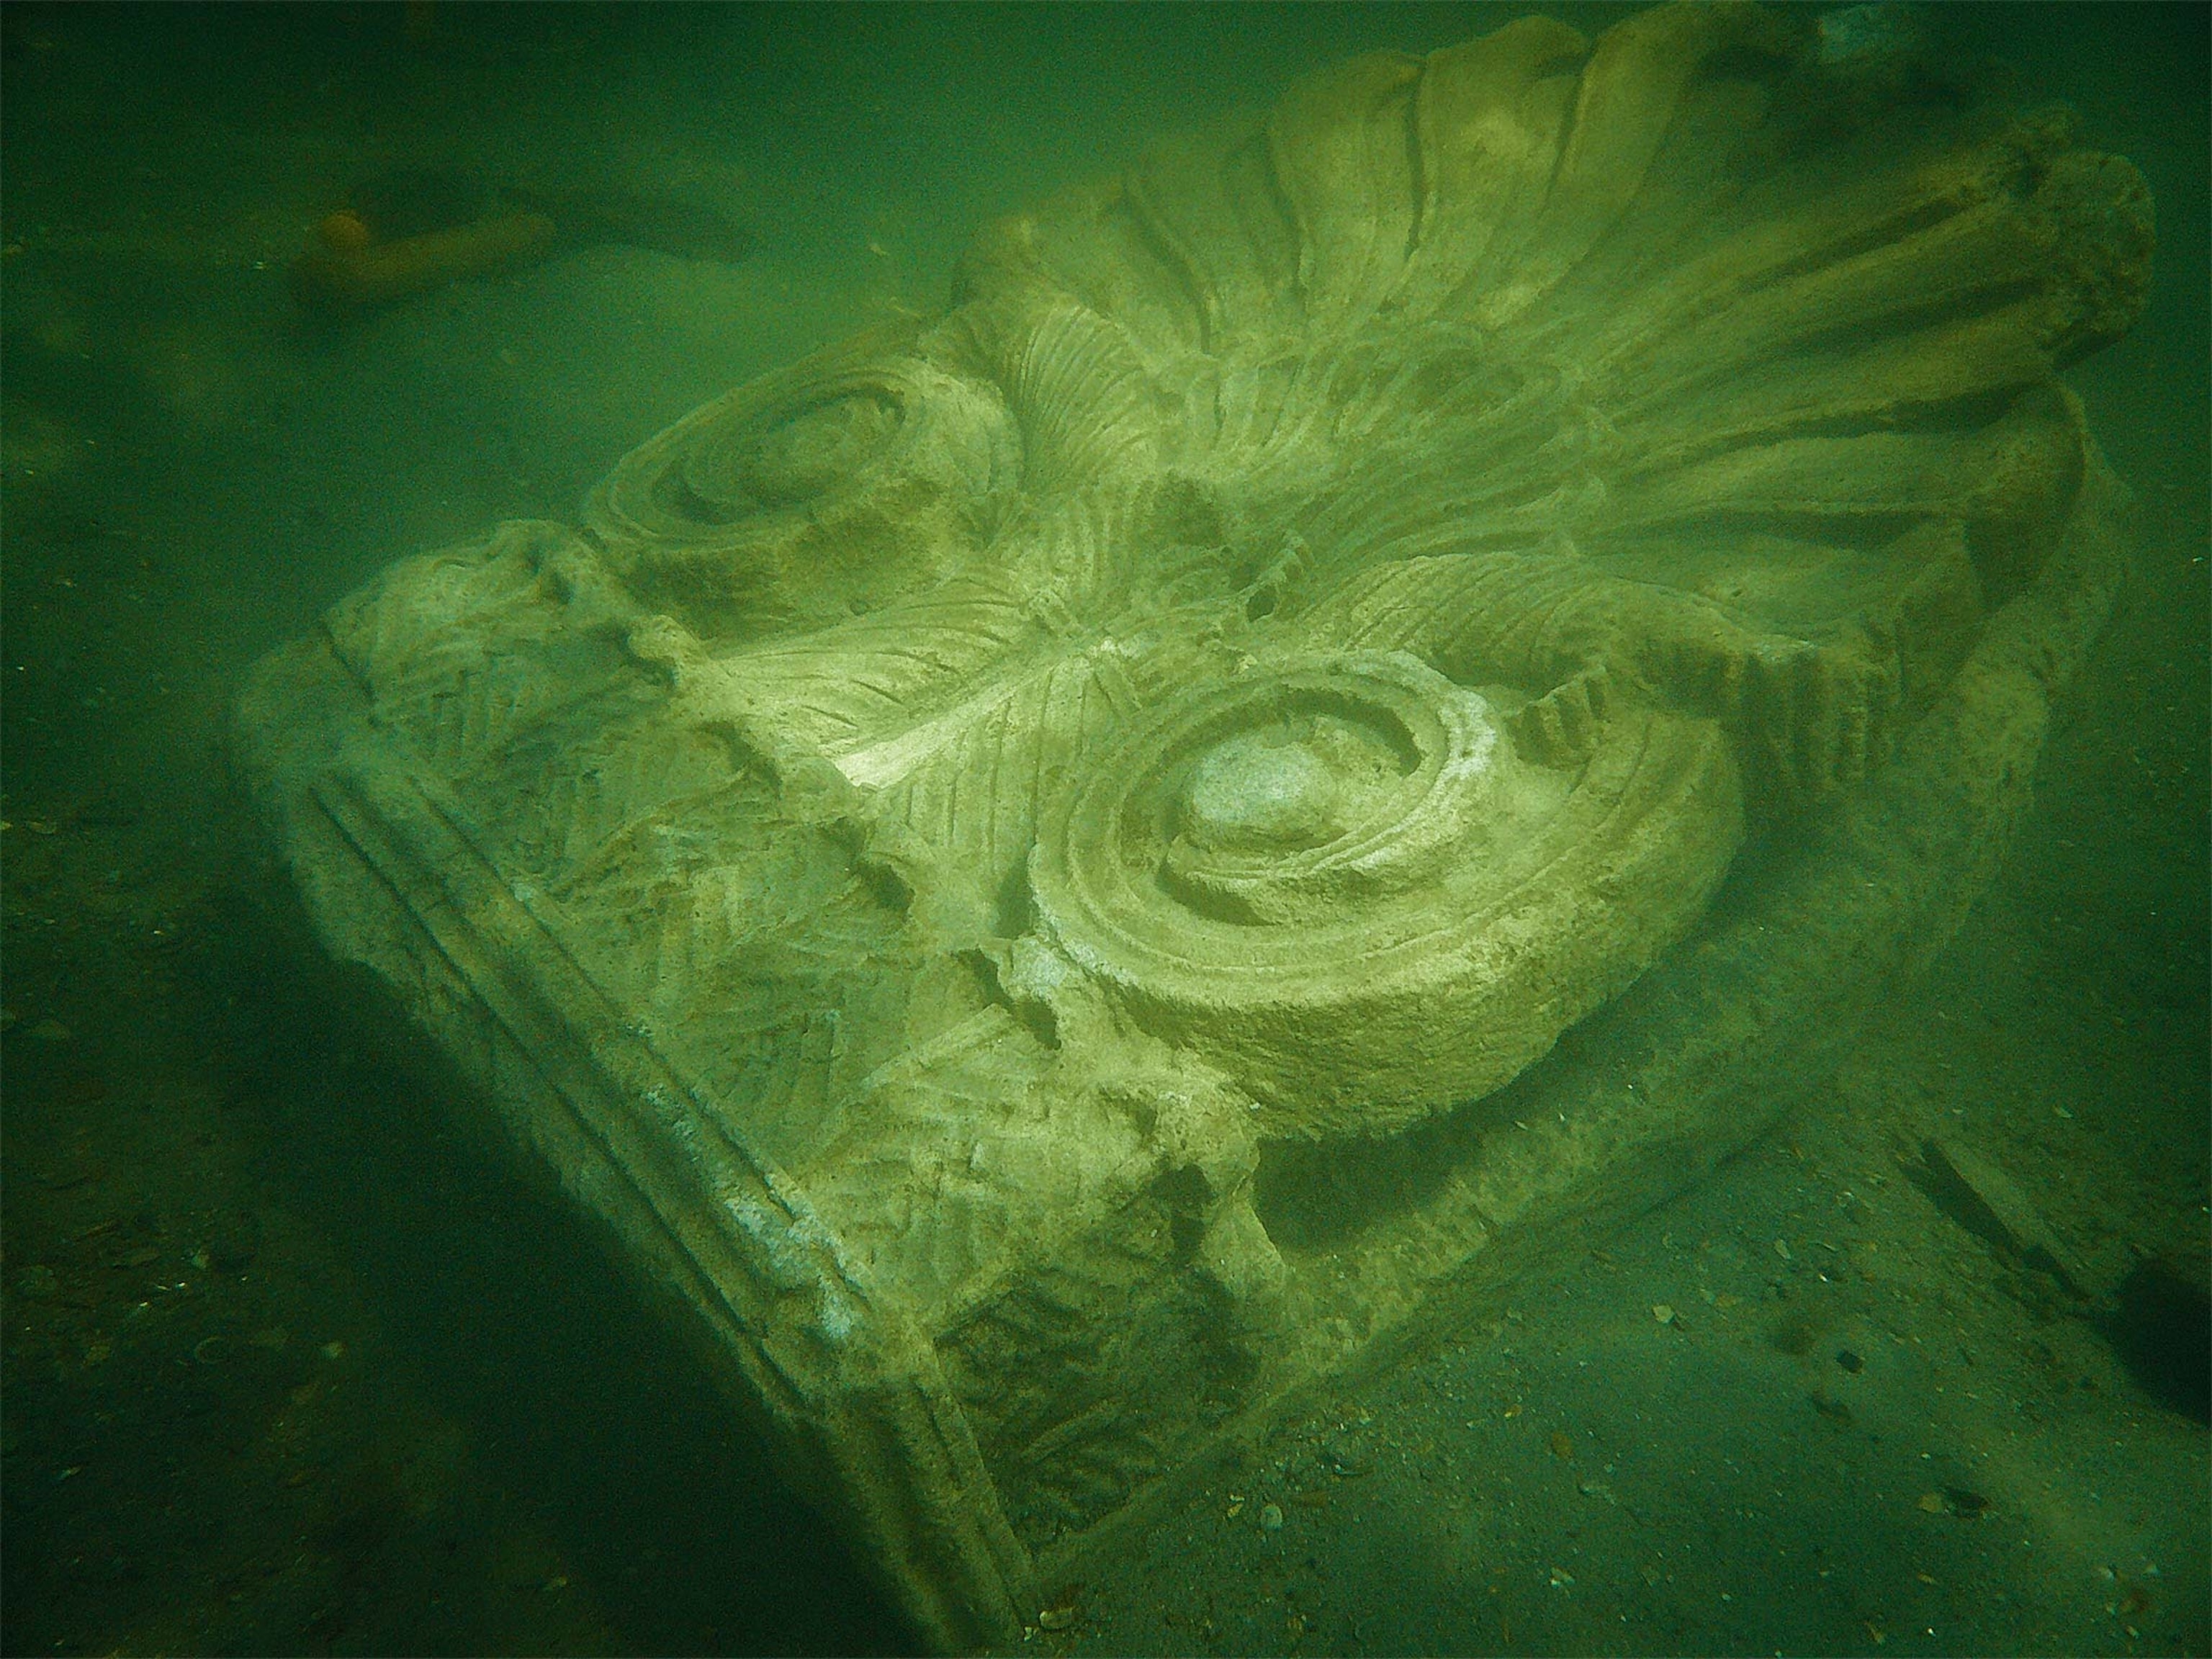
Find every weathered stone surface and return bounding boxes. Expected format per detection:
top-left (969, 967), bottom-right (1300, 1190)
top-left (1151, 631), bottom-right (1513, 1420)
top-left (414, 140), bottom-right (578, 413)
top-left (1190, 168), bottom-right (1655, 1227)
top-left (234, 7), bottom-right (2150, 1647)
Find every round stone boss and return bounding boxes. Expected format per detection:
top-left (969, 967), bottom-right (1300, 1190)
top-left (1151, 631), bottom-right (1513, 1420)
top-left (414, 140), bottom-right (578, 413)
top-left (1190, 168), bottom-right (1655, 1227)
top-left (1028, 652), bottom-right (1744, 1137)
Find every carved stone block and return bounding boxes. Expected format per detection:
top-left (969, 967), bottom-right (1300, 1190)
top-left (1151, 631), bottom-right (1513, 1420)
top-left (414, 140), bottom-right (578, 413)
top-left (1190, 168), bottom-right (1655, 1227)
top-left (235, 7), bottom-right (2150, 1646)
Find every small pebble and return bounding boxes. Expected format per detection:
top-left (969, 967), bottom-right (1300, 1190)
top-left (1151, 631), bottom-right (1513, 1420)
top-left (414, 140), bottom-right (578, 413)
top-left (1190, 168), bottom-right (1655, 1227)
top-left (1259, 1502), bottom-right (1284, 1532)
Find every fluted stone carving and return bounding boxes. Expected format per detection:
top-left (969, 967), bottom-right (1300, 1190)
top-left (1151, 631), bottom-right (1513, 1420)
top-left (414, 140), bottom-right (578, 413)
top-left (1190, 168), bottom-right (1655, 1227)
top-left (237, 7), bottom-right (2149, 1647)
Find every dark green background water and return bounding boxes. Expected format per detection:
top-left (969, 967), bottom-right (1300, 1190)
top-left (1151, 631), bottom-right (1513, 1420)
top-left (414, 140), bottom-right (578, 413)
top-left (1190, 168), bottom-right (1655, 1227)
top-left (4, 5), bottom-right (2204, 1654)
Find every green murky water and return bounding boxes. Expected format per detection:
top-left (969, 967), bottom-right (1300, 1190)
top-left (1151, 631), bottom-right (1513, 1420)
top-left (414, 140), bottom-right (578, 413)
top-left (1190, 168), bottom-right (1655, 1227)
top-left (4, 6), bottom-right (2203, 1654)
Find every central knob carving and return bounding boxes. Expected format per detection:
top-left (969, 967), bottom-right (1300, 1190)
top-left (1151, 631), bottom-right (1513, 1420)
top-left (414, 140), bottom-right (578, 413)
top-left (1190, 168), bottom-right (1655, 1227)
top-left (1181, 730), bottom-right (1349, 853)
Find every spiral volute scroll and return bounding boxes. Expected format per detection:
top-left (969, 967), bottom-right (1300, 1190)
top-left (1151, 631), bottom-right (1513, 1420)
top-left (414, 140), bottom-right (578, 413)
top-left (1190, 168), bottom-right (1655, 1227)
top-left (586, 331), bottom-right (1021, 639)
top-left (1028, 652), bottom-right (1745, 1138)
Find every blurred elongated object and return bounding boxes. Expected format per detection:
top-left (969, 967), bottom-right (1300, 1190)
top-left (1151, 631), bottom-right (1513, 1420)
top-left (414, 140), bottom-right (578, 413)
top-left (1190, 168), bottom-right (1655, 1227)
top-left (290, 210), bottom-right (557, 315)
top-left (289, 166), bottom-right (750, 320)
top-left (507, 182), bottom-right (754, 265)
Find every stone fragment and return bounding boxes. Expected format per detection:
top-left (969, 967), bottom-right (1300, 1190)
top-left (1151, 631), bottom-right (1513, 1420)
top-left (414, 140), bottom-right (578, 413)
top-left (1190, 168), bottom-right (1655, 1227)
top-left (234, 8), bottom-right (2151, 1646)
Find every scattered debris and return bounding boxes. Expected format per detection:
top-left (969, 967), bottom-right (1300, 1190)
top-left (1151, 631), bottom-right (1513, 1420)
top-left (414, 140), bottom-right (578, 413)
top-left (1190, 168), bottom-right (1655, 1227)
top-left (1920, 1137), bottom-right (2097, 1297)
top-left (1808, 1390), bottom-right (1853, 1425)
top-left (1916, 1487), bottom-right (1990, 1519)
top-left (1037, 1581), bottom-right (1083, 1631)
